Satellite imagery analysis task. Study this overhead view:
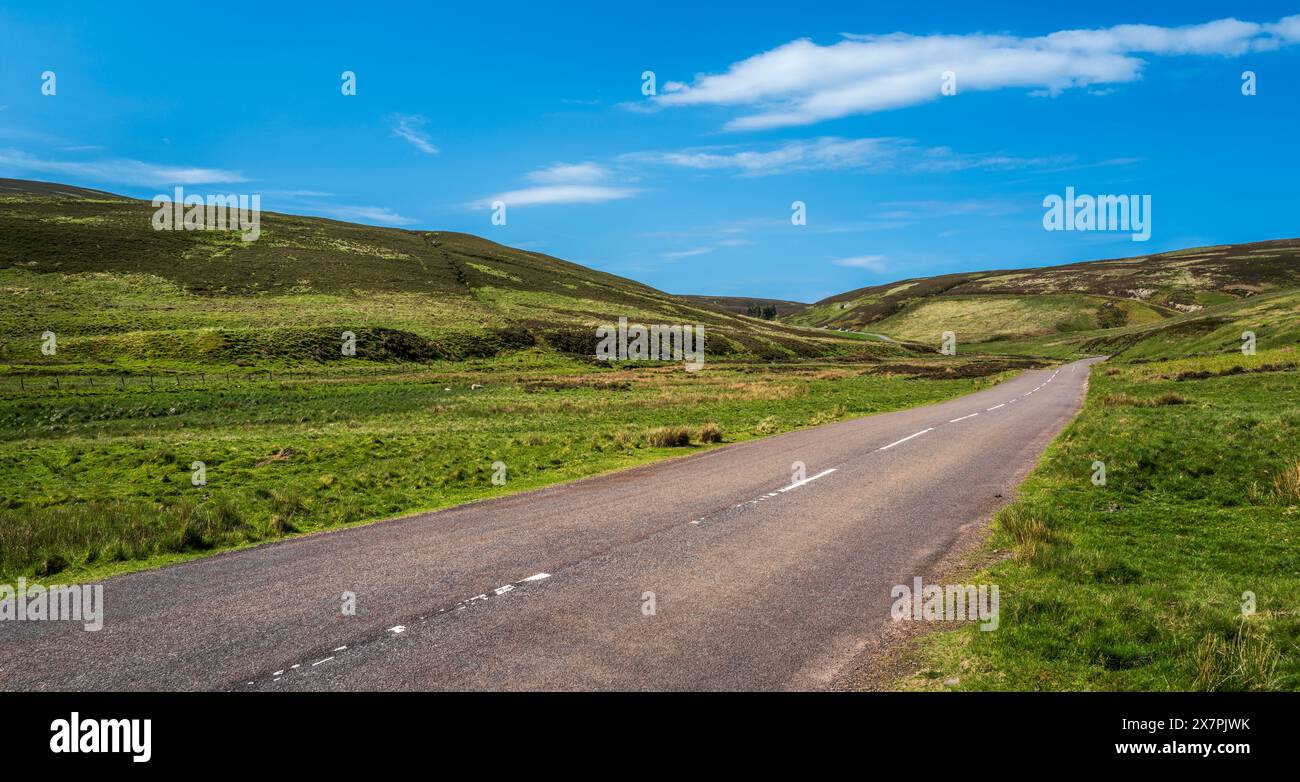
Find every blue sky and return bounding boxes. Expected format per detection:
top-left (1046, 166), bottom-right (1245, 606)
top-left (1, 1), bottom-right (1297, 302)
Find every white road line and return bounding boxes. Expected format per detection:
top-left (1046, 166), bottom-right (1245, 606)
top-left (949, 413), bottom-right (979, 423)
top-left (778, 467), bottom-right (837, 492)
top-left (332, 645), bottom-right (347, 652)
top-left (522, 573), bottom-right (551, 582)
top-left (311, 656), bottom-right (334, 666)
top-left (880, 428), bottom-right (934, 450)
top-left (388, 625), bottom-right (406, 634)
top-left (987, 403), bottom-right (1005, 411)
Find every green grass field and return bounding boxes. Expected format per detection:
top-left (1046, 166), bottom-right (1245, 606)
top-left (898, 348), bottom-right (1300, 691)
top-left (0, 349), bottom-right (1020, 584)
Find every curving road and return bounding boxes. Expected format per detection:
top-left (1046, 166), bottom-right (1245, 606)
top-left (1, 358), bottom-right (1101, 691)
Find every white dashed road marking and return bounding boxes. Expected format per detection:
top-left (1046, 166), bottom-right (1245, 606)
top-left (949, 413), bottom-right (979, 423)
top-left (778, 468), bottom-right (837, 493)
top-left (987, 403), bottom-right (1005, 411)
top-left (879, 428), bottom-right (934, 451)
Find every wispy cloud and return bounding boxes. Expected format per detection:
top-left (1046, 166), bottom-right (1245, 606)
top-left (486, 184), bottom-right (638, 207)
top-left (0, 148), bottom-right (247, 186)
top-left (479, 161), bottom-right (638, 208)
top-left (526, 162), bottom-right (611, 185)
top-left (636, 137), bottom-right (1069, 176)
top-left (313, 204), bottom-right (417, 226)
top-left (652, 15), bottom-right (1300, 129)
top-left (663, 246), bottom-right (714, 260)
top-left (389, 114), bottom-right (439, 155)
top-left (832, 255), bottom-right (888, 271)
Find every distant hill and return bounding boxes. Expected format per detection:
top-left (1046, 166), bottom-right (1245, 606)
top-left (980, 287), bottom-right (1300, 362)
top-left (787, 239), bottom-right (1300, 345)
top-left (0, 179), bottom-right (896, 368)
top-left (679, 295), bottom-right (810, 319)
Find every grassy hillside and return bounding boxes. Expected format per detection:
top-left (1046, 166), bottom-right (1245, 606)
top-left (866, 293), bottom-right (1167, 344)
top-left (0, 179), bottom-right (889, 371)
top-left (968, 288), bottom-right (1300, 361)
top-left (788, 238), bottom-right (1300, 345)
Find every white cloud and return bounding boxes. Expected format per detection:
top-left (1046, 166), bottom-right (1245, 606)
top-left (639, 136), bottom-right (1068, 176)
top-left (0, 148), bottom-right (247, 186)
top-left (389, 114), bottom-right (439, 155)
top-left (485, 184), bottom-right (638, 207)
top-left (526, 161), bottom-right (610, 184)
top-left (663, 246), bottom-right (713, 260)
top-left (653, 15), bottom-right (1300, 129)
top-left (832, 255), bottom-right (888, 271)
top-left (269, 189), bottom-right (335, 197)
top-left (315, 204), bottom-right (417, 225)
top-left (480, 161), bottom-right (637, 207)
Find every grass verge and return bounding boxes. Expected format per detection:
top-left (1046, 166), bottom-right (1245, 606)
top-left (898, 351), bottom-right (1300, 691)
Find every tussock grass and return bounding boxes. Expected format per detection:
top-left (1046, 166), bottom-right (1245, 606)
top-left (1190, 618), bottom-right (1281, 691)
top-left (1104, 391), bottom-right (1190, 407)
top-left (1270, 460), bottom-right (1300, 504)
top-left (696, 422), bottom-right (724, 443)
top-left (645, 426), bottom-right (692, 447)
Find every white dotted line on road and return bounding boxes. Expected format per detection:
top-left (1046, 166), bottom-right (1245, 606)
top-left (688, 362), bottom-right (1079, 528)
top-left (251, 573), bottom-right (553, 688)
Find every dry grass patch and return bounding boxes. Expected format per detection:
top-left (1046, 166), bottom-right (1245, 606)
top-left (645, 425), bottom-right (692, 447)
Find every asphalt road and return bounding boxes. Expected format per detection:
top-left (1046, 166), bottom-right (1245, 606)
top-left (1, 358), bottom-right (1102, 691)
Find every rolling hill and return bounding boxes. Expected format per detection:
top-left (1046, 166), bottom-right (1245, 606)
top-left (787, 239), bottom-right (1300, 346)
top-left (0, 178), bottom-right (896, 370)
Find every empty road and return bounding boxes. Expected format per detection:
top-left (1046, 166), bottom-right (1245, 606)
top-left (1, 358), bottom-right (1101, 691)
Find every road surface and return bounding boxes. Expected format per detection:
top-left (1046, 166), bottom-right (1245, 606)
top-left (1, 358), bottom-right (1101, 691)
